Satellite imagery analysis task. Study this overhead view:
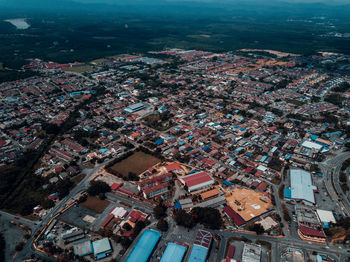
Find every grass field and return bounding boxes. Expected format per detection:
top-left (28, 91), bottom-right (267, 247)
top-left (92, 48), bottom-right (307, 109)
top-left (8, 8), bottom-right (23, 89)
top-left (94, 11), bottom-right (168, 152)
top-left (109, 151), bottom-right (160, 177)
top-left (80, 196), bottom-right (110, 213)
top-left (63, 65), bottom-right (93, 73)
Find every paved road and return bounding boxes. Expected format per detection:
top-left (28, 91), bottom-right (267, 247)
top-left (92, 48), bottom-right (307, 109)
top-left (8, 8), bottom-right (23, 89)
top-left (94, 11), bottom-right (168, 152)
top-left (13, 160), bottom-right (110, 261)
top-left (319, 151), bottom-right (350, 216)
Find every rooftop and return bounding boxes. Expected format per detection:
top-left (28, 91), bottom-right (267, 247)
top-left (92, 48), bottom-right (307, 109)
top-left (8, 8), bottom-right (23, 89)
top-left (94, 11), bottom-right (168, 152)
top-left (290, 169), bottom-right (316, 204)
top-left (160, 242), bottom-right (187, 262)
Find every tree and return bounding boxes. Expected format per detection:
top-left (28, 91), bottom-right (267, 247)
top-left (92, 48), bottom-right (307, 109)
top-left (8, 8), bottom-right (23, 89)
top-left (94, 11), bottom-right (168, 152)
top-left (153, 203), bottom-right (167, 219)
top-left (191, 207), bottom-right (223, 229)
top-left (123, 223), bottom-right (132, 231)
top-left (157, 219), bottom-right (168, 232)
top-left (15, 241), bottom-right (24, 252)
top-left (249, 223), bottom-right (265, 235)
top-left (41, 199), bottom-right (55, 209)
top-left (0, 233), bottom-right (5, 262)
top-left (87, 181), bottom-right (111, 196)
top-left (132, 221), bottom-right (146, 238)
top-left (174, 210), bottom-right (195, 229)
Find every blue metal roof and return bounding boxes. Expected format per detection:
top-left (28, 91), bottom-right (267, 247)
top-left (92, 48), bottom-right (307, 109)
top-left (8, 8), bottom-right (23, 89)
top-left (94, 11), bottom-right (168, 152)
top-left (174, 200), bottom-right (182, 210)
top-left (187, 245), bottom-right (209, 262)
top-left (284, 188), bottom-right (292, 199)
top-left (222, 180), bottom-right (233, 186)
top-left (126, 229), bottom-right (162, 262)
top-left (160, 242), bottom-right (187, 262)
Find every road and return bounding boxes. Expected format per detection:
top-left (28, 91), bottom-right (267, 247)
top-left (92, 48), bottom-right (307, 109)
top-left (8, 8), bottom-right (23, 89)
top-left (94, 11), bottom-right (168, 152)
top-left (319, 151), bottom-right (350, 216)
top-left (13, 160), bottom-right (110, 261)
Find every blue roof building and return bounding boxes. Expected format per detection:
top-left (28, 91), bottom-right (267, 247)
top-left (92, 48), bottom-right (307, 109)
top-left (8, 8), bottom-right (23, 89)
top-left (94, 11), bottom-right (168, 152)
top-left (187, 245), bottom-right (209, 262)
top-left (126, 229), bottom-right (162, 262)
top-left (160, 242), bottom-right (187, 262)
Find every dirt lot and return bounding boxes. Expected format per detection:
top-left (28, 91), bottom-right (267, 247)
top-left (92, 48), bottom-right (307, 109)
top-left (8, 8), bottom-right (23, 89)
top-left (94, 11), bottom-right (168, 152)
top-left (109, 151), bottom-right (160, 177)
top-left (80, 196), bottom-right (110, 213)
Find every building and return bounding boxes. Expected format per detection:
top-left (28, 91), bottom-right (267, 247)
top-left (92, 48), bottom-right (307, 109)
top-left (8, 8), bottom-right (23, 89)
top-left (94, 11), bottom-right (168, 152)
top-left (138, 173), bottom-right (172, 190)
top-left (316, 209), bottom-right (336, 228)
top-left (125, 103), bottom-right (146, 113)
top-left (160, 242), bottom-right (188, 262)
top-left (143, 182), bottom-right (169, 199)
top-left (226, 244), bottom-right (235, 259)
top-left (61, 229), bottom-right (85, 243)
top-left (223, 206), bottom-right (245, 227)
top-left (111, 206), bottom-right (128, 218)
top-left (298, 225), bottom-right (326, 244)
top-left (242, 244), bottom-right (261, 262)
top-left (92, 238), bottom-right (113, 259)
top-left (179, 172), bottom-right (214, 192)
top-left (187, 230), bottom-right (212, 262)
top-left (285, 169), bottom-right (317, 205)
top-left (126, 229), bottom-right (162, 262)
top-left (200, 188), bottom-right (221, 200)
top-left (73, 240), bottom-right (93, 257)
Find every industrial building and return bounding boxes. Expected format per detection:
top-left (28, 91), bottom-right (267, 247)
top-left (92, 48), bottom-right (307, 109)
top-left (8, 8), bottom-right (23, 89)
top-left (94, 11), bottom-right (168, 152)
top-left (284, 169), bottom-right (317, 205)
top-left (179, 172), bottom-right (214, 192)
top-left (316, 209), bottom-right (336, 228)
top-left (187, 230), bottom-right (212, 262)
top-left (160, 242), bottom-right (188, 262)
top-left (124, 102), bottom-right (146, 113)
top-left (92, 238), bottom-right (113, 259)
top-left (126, 229), bottom-right (162, 262)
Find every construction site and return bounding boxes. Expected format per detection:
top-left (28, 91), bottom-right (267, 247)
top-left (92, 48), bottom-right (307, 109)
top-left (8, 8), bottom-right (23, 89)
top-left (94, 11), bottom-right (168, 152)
top-left (225, 188), bottom-right (274, 222)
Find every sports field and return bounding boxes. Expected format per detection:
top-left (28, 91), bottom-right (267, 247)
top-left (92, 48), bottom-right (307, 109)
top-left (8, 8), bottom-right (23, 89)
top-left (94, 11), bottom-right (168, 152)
top-left (109, 151), bottom-right (160, 178)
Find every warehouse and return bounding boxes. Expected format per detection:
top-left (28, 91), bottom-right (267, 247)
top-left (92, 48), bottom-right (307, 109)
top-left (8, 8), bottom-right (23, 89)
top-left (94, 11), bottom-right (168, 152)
top-left (124, 102), bottom-right (146, 113)
top-left (126, 229), bottom-right (162, 262)
top-left (92, 238), bottom-right (113, 259)
top-left (316, 209), bottom-right (336, 228)
top-left (285, 169), bottom-right (317, 205)
top-left (179, 172), bottom-right (214, 192)
top-left (160, 242), bottom-right (188, 262)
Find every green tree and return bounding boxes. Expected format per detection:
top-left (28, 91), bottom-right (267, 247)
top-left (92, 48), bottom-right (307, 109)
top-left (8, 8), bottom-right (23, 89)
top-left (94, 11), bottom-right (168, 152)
top-left (157, 219), bottom-right (168, 232)
top-left (0, 233), bottom-right (5, 262)
top-left (191, 207), bottom-right (223, 230)
top-left (87, 181), bottom-right (111, 196)
top-left (41, 199), bottom-right (55, 209)
top-left (153, 203), bottom-right (167, 219)
top-left (174, 210), bottom-right (195, 229)
top-left (249, 223), bottom-right (265, 235)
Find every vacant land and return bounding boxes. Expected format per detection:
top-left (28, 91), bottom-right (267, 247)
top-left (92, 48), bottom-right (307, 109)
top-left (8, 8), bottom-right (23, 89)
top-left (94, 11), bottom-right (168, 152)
top-left (109, 151), bottom-right (160, 177)
top-left (63, 65), bottom-right (93, 73)
top-left (80, 196), bottom-right (110, 213)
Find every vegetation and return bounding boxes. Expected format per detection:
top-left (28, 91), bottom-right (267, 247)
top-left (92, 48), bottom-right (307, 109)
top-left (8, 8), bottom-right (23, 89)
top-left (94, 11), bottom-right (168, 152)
top-left (174, 210), bottom-right (196, 229)
top-left (191, 207), bottom-right (223, 230)
top-left (174, 207), bottom-right (223, 229)
top-left (153, 203), bottom-right (167, 219)
top-left (87, 181), bottom-right (111, 196)
top-left (281, 203), bottom-right (291, 222)
top-left (0, 69), bottom-right (40, 83)
top-left (0, 233), bottom-right (5, 262)
top-left (248, 224), bottom-right (265, 235)
top-left (157, 219), bottom-right (169, 232)
top-left (332, 82), bottom-right (350, 93)
top-left (325, 93), bottom-right (344, 107)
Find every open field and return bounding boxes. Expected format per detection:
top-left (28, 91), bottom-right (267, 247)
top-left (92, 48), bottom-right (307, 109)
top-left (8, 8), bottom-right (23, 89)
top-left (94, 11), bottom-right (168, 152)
top-left (109, 151), bottom-right (160, 177)
top-left (80, 196), bottom-right (110, 213)
top-left (63, 65), bottom-right (93, 73)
